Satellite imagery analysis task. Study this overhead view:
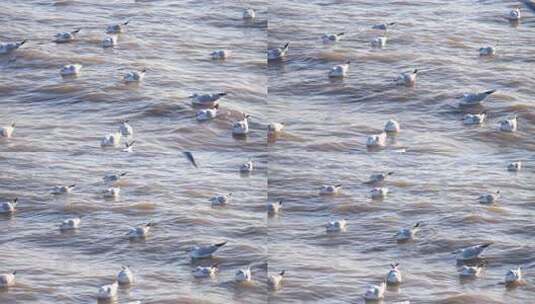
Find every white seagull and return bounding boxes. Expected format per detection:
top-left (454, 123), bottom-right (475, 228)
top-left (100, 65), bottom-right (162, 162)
top-left (507, 161), bottom-right (521, 172)
top-left (59, 217), bottom-right (81, 231)
top-left (210, 49), bottom-right (231, 60)
top-left (366, 172), bottom-right (394, 184)
top-left (322, 32), bottom-right (344, 44)
top-left (463, 112), bottom-right (487, 125)
top-left (232, 114), bottom-right (250, 136)
top-left (371, 187), bottom-right (388, 199)
top-left (119, 120), bottom-right (133, 137)
top-left (268, 122), bottom-right (285, 134)
top-left (97, 281), bottom-right (118, 300)
top-left (127, 223), bottom-right (153, 239)
top-left (498, 115), bottom-right (517, 132)
top-left (102, 35), bottom-right (117, 48)
top-left (395, 222), bottom-right (420, 241)
top-left (103, 187), bottom-right (120, 199)
top-left (190, 241), bottom-right (227, 259)
top-left (196, 104), bottom-right (219, 121)
top-left (60, 64), bottom-right (82, 77)
top-left (326, 219), bottom-right (347, 232)
top-left (459, 89), bottom-right (496, 106)
top-left (235, 266), bottom-right (252, 283)
top-left (243, 8), bottom-right (256, 20)
top-left (210, 193), bottom-right (232, 206)
top-left (0, 40), bottom-right (26, 55)
top-left (453, 243), bottom-right (492, 261)
top-left (478, 191), bottom-right (500, 204)
top-left (192, 264), bottom-right (219, 278)
top-left (268, 270), bottom-right (285, 290)
top-left (107, 21), bottom-right (130, 34)
top-left (363, 280), bottom-right (386, 301)
top-left (505, 266), bottom-right (522, 284)
top-left (267, 200), bottom-right (282, 216)
top-left (329, 61), bottom-right (350, 78)
top-left (117, 266), bottom-right (134, 285)
top-left (506, 8), bottom-right (521, 21)
top-left (0, 198), bottom-right (18, 214)
top-left (459, 264), bottom-right (483, 278)
top-left (190, 92), bottom-right (226, 108)
top-left (124, 69), bottom-right (146, 83)
top-left (384, 119), bottom-right (400, 133)
top-left (268, 43), bottom-right (289, 61)
top-left (0, 123), bottom-right (15, 138)
top-left (54, 29), bottom-right (81, 43)
top-left (386, 263), bottom-right (402, 284)
top-left (396, 69), bottom-right (418, 87)
top-left (479, 46), bottom-right (496, 57)
top-left (100, 132), bottom-right (122, 147)
top-left (103, 172), bottom-right (127, 184)
top-left (372, 22), bottom-right (396, 32)
top-left (0, 271), bottom-right (16, 288)
top-left (366, 132), bottom-right (387, 148)
top-left (319, 184), bottom-right (342, 195)
top-left (371, 36), bottom-right (387, 48)
top-left (52, 184), bottom-right (76, 195)
top-left (240, 160), bottom-right (254, 173)
top-left (122, 140), bottom-right (135, 153)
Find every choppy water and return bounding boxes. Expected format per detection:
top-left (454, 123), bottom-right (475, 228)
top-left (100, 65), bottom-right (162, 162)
top-left (1, 0), bottom-right (535, 303)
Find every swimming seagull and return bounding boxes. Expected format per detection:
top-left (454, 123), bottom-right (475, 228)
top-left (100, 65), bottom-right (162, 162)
top-left (59, 217), bottom-right (81, 231)
top-left (372, 22), bottom-right (396, 32)
top-left (102, 35), bottom-right (117, 48)
top-left (326, 219), bottom-right (347, 232)
top-left (0, 198), bottom-right (18, 214)
top-left (107, 21), bottom-right (130, 34)
top-left (268, 122), bottom-right (285, 134)
top-left (396, 69), bottom-right (418, 86)
top-left (463, 112), bottom-right (487, 125)
top-left (127, 223), bottom-right (153, 239)
top-left (267, 200), bottom-right (282, 216)
top-left (268, 270), bottom-right (285, 290)
top-left (366, 172), bottom-right (394, 184)
top-left (243, 8), bottom-right (256, 20)
top-left (268, 43), bottom-right (289, 61)
top-left (498, 115), bottom-right (517, 132)
top-left (479, 46), bottom-right (496, 57)
top-left (123, 140), bottom-right (135, 153)
top-left (235, 266), bottom-right (252, 283)
top-left (183, 151), bottom-right (198, 168)
top-left (363, 280), bottom-right (386, 301)
top-left (190, 241), bottom-right (227, 259)
top-left (190, 93), bottom-right (226, 108)
top-left (60, 64), bottom-right (82, 77)
top-left (52, 184), bottom-right (76, 195)
top-left (395, 222), bottom-right (420, 241)
top-left (386, 263), bottom-right (402, 284)
top-left (319, 184), bottom-right (342, 195)
top-left (505, 266), bottom-right (522, 285)
top-left (328, 61), bottom-right (350, 78)
top-left (210, 49), bottom-right (231, 60)
top-left (100, 132), bottom-right (122, 147)
top-left (453, 243), bottom-right (492, 261)
top-left (0, 123), bottom-right (15, 138)
top-left (366, 132), bottom-right (387, 148)
top-left (384, 119), bottom-right (400, 133)
top-left (322, 32), bottom-right (344, 44)
top-left (54, 29), bottom-right (81, 43)
top-left (196, 104), bottom-right (219, 121)
top-left (210, 193), bottom-right (232, 206)
top-left (240, 160), bottom-right (254, 173)
top-left (459, 89), bottom-right (496, 106)
top-left (0, 40), bottom-right (26, 55)
top-left (117, 266), bottom-right (134, 285)
top-left (459, 264), bottom-right (483, 278)
top-left (103, 187), bottom-right (120, 199)
top-left (232, 114), bottom-right (250, 136)
top-left (119, 120), bottom-right (133, 137)
top-left (507, 161), bottom-right (521, 172)
top-left (192, 264), bottom-right (218, 278)
top-left (478, 191), bottom-right (500, 204)
top-left (124, 69), bottom-right (146, 83)
top-left (371, 187), bottom-right (388, 199)
top-left (0, 271), bottom-right (16, 288)
top-left (371, 36), bottom-right (387, 48)
top-left (97, 281), bottom-right (118, 300)
top-left (103, 172), bottom-right (127, 184)
top-left (506, 8), bottom-right (521, 21)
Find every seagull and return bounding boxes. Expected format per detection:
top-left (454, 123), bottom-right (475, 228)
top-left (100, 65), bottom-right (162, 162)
top-left (232, 114), bottom-right (250, 136)
top-left (102, 35), bottom-right (117, 48)
top-left (479, 46), bottom-right (496, 57)
top-left (498, 115), bottom-right (517, 132)
top-left (127, 223), bottom-right (153, 239)
top-left (190, 93), bottom-right (226, 108)
top-left (0, 271), bottom-right (16, 288)
top-left (100, 132), bottom-right (122, 147)
top-left (268, 270), bottom-right (285, 290)
top-left (119, 120), bottom-right (133, 137)
top-left (54, 29), bottom-right (81, 43)
top-left (363, 280), bottom-right (386, 300)
top-left (210, 49), bottom-right (231, 60)
top-left (117, 266), bottom-right (134, 285)
top-left (103, 172), bottom-right (127, 184)
top-left (235, 266), bottom-right (252, 283)
top-left (268, 43), bottom-right (289, 61)
top-left (463, 112), bottom-right (487, 125)
top-left (183, 152), bottom-right (198, 168)
top-left (459, 264), bottom-right (483, 278)
top-left (52, 184), bottom-right (76, 195)
top-left (371, 36), bottom-right (387, 48)
top-left (326, 219), bottom-right (347, 232)
top-left (396, 69), bottom-right (418, 86)
top-left (267, 200), bottom-right (282, 216)
top-left (59, 217), bottom-right (81, 231)
top-left (366, 172), bottom-right (394, 184)
top-left (60, 64), bottom-right (82, 76)
top-left (0, 198), bottom-right (18, 214)
top-left (453, 243), bottom-right (492, 261)
top-left (124, 69), bottom-right (146, 83)
top-left (507, 161), bottom-right (522, 172)
top-left (478, 191), bottom-right (500, 204)
top-left (459, 89), bottom-right (496, 106)
top-left (190, 241), bottom-right (227, 259)
top-left (210, 193), bottom-right (232, 206)
top-left (103, 187), bottom-right (120, 199)
top-left (196, 104), bottom-right (219, 121)
top-left (0, 123), bottom-right (15, 138)
top-left (268, 122), bottom-right (285, 134)
top-left (372, 22), bottom-right (396, 32)
top-left (505, 266), bottom-right (522, 284)
top-left (386, 263), bottom-right (402, 284)
top-left (319, 184), bottom-right (342, 195)
top-left (192, 264), bottom-right (219, 278)
top-left (322, 32), bottom-right (344, 44)
top-left (506, 8), bottom-right (521, 21)
top-left (97, 281), bottom-right (118, 300)
top-left (384, 119), bottom-right (400, 133)
top-left (122, 140), bottom-right (135, 153)
top-left (0, 40), bottom-right (26, 55)
top-left (107, 21), bottom-right (130, 34)
top-left (395, 222), bottom-right (420, 241)
top-left (240, 160), bottom-right (254, 173)
top-left (366, 132), bottom-right (387, 148)
top-left (328, 61), bottom-right (350, 78)
top-left (371, 187), bottom-right (388, 199)
top-left (243, 8), bottom-right (256, 20)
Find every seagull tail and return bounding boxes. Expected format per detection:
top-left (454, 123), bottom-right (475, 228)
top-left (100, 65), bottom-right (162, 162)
top-left (335, 184), bottom-right (342, 188)
top-left (338, 32), bottom-right (345, 36)
top-left (19, 40), bottom-right (27, 46)
top-left (72, 28), bottom-right (81, 34)
top-left (69, 184), bottom-right (76, 188)
top-left (283, 42), bottom-right (289, 50)
top-left (215, 241), bottom-right (227, 247)
top-left (279, 270), bottom-right (286, 276)
top-left (484, 89), bottom-right (497, 95)
top-left (124, 20), bottom-right (130, 25)
top-left (481, 242), bottom-right (492, 248)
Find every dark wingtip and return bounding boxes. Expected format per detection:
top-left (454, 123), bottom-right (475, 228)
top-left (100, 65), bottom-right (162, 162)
top-left (283, 42), bottom-right (289, 49)
top-left (280, 270), bottom-right (285, 276)
top-left (12, 271), bottom-right (16, 275)
top-left (124, 20), bottom-right (130, 25)
top-left (215, 241), bottom-right (227, 247)
top-left (13, 198), bottom-right (18, 204)
top-left (141, 68), bottom-right (147, 73)
top-left (218, 92), bottom-right (227, 96)
top-left (414, 222), bottom-right (421, 228)
top-left (481, 242), bottom-right (492, 248)
top-left (345, 60), bottom-right (351, 64)
top-left (72, 28), bottom-right (81, 34)
top-left (335, 184), bottom-right (342, 188)
top-left (278, 200), bottom-right (283, 205)
top-left (120, 172), bottom-right (127, 176)
top-left (413, 69), bottom-right (418, 74)
top-left (387, 171), bottom-right (394, 175)
top-left (69, 184), bottom-right (76, 188)
top-left (214, 104), bottom-right (220, 109)
top-left (19, 40), bottom-right (27, 46)
top-left (338, 32), bottom-right (345, 36)
top-left (485, 89), bottom-right (497, 95)
top-left (183, 151), bottom-right (198, 168)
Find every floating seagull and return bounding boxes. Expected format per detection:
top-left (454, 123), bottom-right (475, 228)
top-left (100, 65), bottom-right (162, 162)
top-left (371, 36), bottom-right (387, 48)
top-left (54, 29), bottom-right (81, 43)
top-left (60, 64), bottom-right (82, 77)
top-left (240, 160), bottom-right (254, 173)
top-left (119, 120), bottom-right (133, 137)
top-left (0, 123), bottom-right (15, 138)
top-left (210, 49), bottom-right (231, 60)
top-left (322, 32), bottom-right (344, 44)
top-left (235, 266), bottom-right (252, 283)
top-left (372, 22), bottom-right (396, 32)
top-left (396, 69), bottom-right (418, 87)
top-left (232, 114), bottom-right (250, 136)
top-left (319, 184), bottom-right (342, 195)
top-left (479, 191), bottom-right (500, 204)
top-left (395, 222), bottom-right (420, 241)
top-left (505, 266), bottom-right (522, 285)
top-left (498, 115), bottom-right (517, 132)
top-left (192, 264), bottom-right (218, 278)
top-left (117, 266), bottom-right (134, 285)
top-left (371, 187), bottom-right (388, 199)
top-left (453, 243), bottom-right (492, 261)
top-left (103, 187), bottom-right (120, 199)
top-left (366, 132), bottom-right (387, 148)
top-left (326, 219), bottom-right (347, 232)
top-left (0, 271), bottom-right (16, 288)
top-left (363, 280), bottom-right (386, 301)
top-left (97, 281), bottom-right (118, 300)
top-left (506, 8), bottom-right (521, 21)
top-left (107, 21), bottom-right (129, 34)
top-left (0, 40), bottom-right (26, 55)
top-left (463, 112), bottom-right (487, 125)
top-left (102, 35), bottom-right (117, 48)
top-left (190, 241), bottom-right (227, 259)
top-left (52, 184), bottom-right (76, 195)
top-left (267, 200), bottom-right (282, 216)
top-left (196, 104), bottom-right (219, 121)
top-left (459, 89), bottom-right (496, 106)
top-left (210, 193), bottom-right (232, 206)
top-left (101, 132), bottom-right (122, 147)
top-left (103, 172), bottom-right (127, 184)
top-left (268, 270), bottom-right (285, 290)
top-left (190, 93), bottom-right (226, 108)
top-left (366, 172), bottom-right (394, 184)
top-left (268, 43), bottom-right (289, 61)
top-left (384, 119), bottom-right (400, 133)
top-left (124, 69), bottom-right (146, 83)
top-left (127, 223), bottom-right (153, 239)
top-left (329, 61), bottom-right (350, 78)
top-left (479, 46), bottom-right (496, 57)
top-left (122, 140), bottom-right (135, 153)
top-left (0, 198), bottom-right (17, 214)
top-left (459, 264), bottom-right (483, 278)
top-left (243, 8), bottom-right (256, 20)
top-left (183, 152), bottom-right (198, 168)
top-left (59, 217), bottom-right (81, 231)
top-left (507, 161), bottom-right (522, 172)
top-left (268, 122), bottom-right (285, 134)
top-left (386, 263), bottom-right (402, 285)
